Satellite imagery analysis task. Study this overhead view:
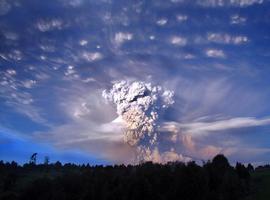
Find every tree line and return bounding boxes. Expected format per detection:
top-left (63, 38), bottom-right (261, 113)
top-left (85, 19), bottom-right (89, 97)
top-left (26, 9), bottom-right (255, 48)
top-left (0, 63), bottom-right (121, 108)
top-left (0, 154), bottom-right (256, 200)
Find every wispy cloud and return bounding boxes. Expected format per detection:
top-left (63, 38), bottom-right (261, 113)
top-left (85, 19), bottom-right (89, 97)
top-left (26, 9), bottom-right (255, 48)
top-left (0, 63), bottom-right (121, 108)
top-left (162, 117), bottom-right (270, 136)
top-left (0, 69), bottom-right (48, 124)
top-left (0, 0), bottom-right (11, 16)
top-left (196, 0), bottom-right (264, 7)
top-left (207, 33), bottom-right (248, 45)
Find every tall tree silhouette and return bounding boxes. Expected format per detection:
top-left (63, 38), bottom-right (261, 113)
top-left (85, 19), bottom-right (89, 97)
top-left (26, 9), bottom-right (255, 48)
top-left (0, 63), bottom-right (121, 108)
top-left (29, 153), bottom-right (37, 165)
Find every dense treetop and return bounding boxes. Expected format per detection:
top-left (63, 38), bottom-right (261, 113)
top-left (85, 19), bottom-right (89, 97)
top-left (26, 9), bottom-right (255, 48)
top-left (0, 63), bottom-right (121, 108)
top-left (0, 154), bottom-right (254, 200)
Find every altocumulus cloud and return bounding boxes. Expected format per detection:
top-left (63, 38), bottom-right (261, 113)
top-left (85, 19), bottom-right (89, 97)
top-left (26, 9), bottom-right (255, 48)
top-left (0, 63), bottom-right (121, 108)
top-left (1, 0), bottom-right (270, 164)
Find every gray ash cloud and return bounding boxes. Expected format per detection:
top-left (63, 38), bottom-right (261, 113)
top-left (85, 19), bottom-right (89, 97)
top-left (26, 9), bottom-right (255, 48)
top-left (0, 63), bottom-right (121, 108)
top-left (103, 80), bottom-right (181, 162)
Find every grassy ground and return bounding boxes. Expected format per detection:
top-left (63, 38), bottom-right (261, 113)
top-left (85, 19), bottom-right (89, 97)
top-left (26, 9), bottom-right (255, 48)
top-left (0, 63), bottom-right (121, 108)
top-left (249, 169), bottom-right (270, 200)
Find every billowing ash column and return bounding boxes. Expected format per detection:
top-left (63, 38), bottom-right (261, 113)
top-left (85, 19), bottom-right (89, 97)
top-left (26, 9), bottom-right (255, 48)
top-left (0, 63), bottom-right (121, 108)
top-left (102, 80), bottom-right (174, 147)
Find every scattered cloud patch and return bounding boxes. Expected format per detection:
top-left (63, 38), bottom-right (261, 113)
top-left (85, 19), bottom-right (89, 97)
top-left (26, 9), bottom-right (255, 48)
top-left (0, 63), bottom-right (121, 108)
top-left (39, 45), bottom-right (55, 52)
top-left (82, 52), bottom-right (103, 62)
top-left (171, 0), bottom-right (185, 3)
top-left (22, 80), bottom-right (37, 89)
top-left (36, 19), bottom-right (63, 32)
top-left (8, 50), bottom-right (23, 61)
top-left (149, 35), bottom-right (155, 40)
top-left (196, 0), bottom-right (264, 7)
top-left (63, 66), bottom-right (81, 80)
top-left (230, 14), bottom-right (247, 25)
top-left (230, 0), bottom-right (264, 7)
top-left (206, 49), bottom-right (226, 58)
top-left (114, 32), bottom-right (133, 46)
top-left (0, 69), bottom-right (47, 123)
top-left (6, 69), bottom-right (17, 76)
top-left (176, 15), bottom-right (188, 22)
top-left (0, 0), bottom-right (11, 15)
top-left (79, 40), bottom-right (88, 46)
top-left (197, 0), bottom-right (226, 6)
top-left (82, 77), bottom-right (96, 83)
top-left (65, 66), bottom-right (76, 76)
top-left (184, 54), bottom-right (195, 59)
top-left (156, 18), bottom-right (168, 26)
top-left (207, 33), bottom-right (249, 44)
top-left (3, 31), bottom-right (18, 40)
top-left (170, 36), bottom-right (187, 46)
top-left (63, 0), bottom-right (84, 7)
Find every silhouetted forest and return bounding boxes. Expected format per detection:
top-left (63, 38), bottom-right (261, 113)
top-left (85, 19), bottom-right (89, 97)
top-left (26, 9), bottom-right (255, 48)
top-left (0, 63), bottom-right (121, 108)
top-left (0, 154), bottom-right (264, 200)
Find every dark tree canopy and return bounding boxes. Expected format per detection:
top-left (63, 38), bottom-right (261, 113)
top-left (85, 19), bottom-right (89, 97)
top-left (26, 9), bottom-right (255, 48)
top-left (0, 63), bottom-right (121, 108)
top-left (0, 154), bottom-right (252, 200)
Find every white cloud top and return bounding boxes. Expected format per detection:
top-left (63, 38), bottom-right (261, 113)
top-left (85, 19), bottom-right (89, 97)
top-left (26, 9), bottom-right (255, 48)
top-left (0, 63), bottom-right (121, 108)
top-left (103, 81), bottom-right (174, 144)
top-left (114, 32), bottom-right (133, 46)
top-left (103, 80), bottom-right (176, 162)
top-left (156, 18), bottom-right (168, 26)
top-left (206, 49), bottom-right (226, 58)
top-left (170, 36), bottom-right (187, 46)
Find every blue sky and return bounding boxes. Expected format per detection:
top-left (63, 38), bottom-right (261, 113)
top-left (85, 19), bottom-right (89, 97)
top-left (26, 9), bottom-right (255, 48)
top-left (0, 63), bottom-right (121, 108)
top-left (0, 0), bottom-right (270, 165)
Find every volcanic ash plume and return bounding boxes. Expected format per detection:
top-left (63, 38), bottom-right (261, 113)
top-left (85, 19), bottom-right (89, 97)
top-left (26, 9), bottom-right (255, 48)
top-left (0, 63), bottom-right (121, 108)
top-left (102, 80), bottom-right (174, 149)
